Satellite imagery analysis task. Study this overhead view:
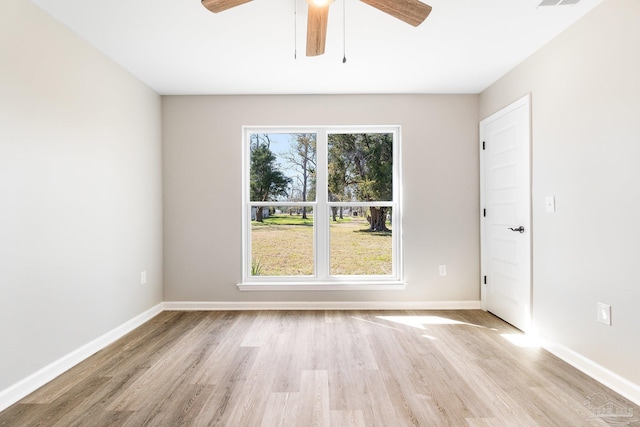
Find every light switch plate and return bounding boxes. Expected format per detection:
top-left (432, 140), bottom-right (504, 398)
top-left (438, 265), bottom-right (447, 276)
top-left (597, 302), bottom-right (611, 325)
top-left (545, 196), bottom-right (555, 213)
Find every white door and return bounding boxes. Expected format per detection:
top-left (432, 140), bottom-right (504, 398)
top-left (480, 95), bottom-right (531, 332)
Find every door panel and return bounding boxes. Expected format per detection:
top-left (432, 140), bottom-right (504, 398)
top-left (481, 95), bottom-right (531, 331)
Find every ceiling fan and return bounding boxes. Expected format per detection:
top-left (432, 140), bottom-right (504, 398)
top-left (201, 0), bottom-right (432, 57)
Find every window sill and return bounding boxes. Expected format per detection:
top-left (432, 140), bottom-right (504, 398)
top-left (237, 282), bottom-right (407, 291)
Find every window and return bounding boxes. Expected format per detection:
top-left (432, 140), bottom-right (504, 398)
top-left (241, 127), bottom-right (402, 290)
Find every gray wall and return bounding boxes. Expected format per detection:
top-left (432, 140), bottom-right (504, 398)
top-left (162, 94), bottom-right (480, 303)
top-left (480, 0), bottom-right (640, 386)
top-left (0, 0), bottom-right (163, 390)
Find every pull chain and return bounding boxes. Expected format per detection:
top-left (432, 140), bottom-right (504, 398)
top-left (294, 0), bottom-right (298, 59)
top-left (342, 0), bottom-right (347, 63)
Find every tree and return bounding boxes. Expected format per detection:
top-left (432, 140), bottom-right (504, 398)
top-left (250, 134), bottom-right (291, 222)
top-left (328, 133), bottom-right (393, 231)
top-left (328, 137), bottom-right (347, 222)
top-left (282, 134), bottom-right (316, 219)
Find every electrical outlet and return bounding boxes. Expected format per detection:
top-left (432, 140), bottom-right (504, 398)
top-left (141, 271), bottom-right (147, 285)
top-left (597, 302), bottom-right (611, 325)
top-left (439, 265), bottom-right (447, 276)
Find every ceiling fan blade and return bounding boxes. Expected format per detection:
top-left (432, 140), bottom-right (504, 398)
top-left (201, 0), bottom-right (252, 13)
top-left (306, 2), bottom-right (332, 57)
top-left (359, 0), bottom-right (432, 27)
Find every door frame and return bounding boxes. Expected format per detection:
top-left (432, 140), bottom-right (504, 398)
top-left (480, 94), bottom-right (533, 330)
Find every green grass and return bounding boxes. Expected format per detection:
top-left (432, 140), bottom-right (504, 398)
top-left (329, 218), bottom-right (392, 275)
top-left (253, 214), bottom-right (314, 227)
top-left (251, 215), bottom-right (391, 276)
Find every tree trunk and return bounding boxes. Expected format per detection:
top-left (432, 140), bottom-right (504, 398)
top-left (368, 207), bottom-right (389, 231)
top-left (255, 207), bottom-right (263, 222)
top-left (302, 206), bottom-right (307, 219)
top-left (331, 206), bottom-right (338, 222)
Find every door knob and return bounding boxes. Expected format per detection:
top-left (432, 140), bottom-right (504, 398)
top-left (508, 226), bottom-right (525, 233)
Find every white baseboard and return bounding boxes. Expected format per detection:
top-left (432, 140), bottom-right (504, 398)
top-left (162, 300), bottom-right (482, 311)
top-left (542, 339), bottom-right (640, 406)
top-left (0, 303), bottom-right (164, 413)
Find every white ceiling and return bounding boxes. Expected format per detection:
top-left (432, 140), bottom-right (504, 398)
top-left (31, 0), bottom-right (604, 95)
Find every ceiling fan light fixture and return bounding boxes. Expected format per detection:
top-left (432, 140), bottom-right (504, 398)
top-left (306, 0), bottom-right (334, 56)
top-left (307, 0), bottom-right (334, 7)
top-left (200, 0), bottom-right (432, 57)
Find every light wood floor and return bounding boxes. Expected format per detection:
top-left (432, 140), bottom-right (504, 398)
top-left (1, 310), bottom-right (637, 426)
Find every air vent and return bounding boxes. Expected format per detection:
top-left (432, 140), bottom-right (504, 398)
top-left (538, 0), bottom-right (581, 6)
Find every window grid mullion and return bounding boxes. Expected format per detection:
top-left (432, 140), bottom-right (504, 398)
top-left (315, 129), bottom-right (329, 280)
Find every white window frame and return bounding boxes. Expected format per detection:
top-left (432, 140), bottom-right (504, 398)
top-left (239, 126), bottom-right (404, 291)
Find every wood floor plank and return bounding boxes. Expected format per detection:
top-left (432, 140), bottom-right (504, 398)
top-left (106, 313), bottom-right (219, 412)
top-left (269, 333), bottom-right (306, 393)
top-left (50, 376), bottom-right (134, 427)
top-left (329, 409), bottom-right (366, 427)
top-left (260, 392), bottom-right (300, 427)
top-left (189, 346), bottom-right (258, 426)
top-left (121, 383), bottom-right (214, 427)
top-left (1, 310), bottom-right (638, 427)
top-left (0, 403), bottom-right (47, 427)
top-left (21, 375), bottom-right (112, 427)
top-left (297, 370), bottom-right (330, 427)
top-left (464, 417), bottom-right (508, 427)
top-left (207, 344), bottom-right (277, 426)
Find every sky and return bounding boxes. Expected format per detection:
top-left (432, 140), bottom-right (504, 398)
top-left (263, 133), bottom-right (313, 202)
